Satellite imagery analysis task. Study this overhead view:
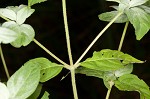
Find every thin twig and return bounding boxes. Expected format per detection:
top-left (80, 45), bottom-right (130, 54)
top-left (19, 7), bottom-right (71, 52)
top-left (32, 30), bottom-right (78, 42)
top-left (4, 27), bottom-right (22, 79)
top-left (62, 0), bottom-right (74, 66)
top-left (0, 45), bottom-right (10, 79)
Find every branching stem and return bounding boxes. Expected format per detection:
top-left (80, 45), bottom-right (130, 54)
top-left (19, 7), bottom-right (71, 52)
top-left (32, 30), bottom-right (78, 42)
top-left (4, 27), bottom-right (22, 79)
top-left (74, 12), bottom-right (123, 66)
top-left (0, 45), bottom-right (10, 79)
top-left (33, 39), bottom-right (70, 69)
top-left (118, 22), bottom-right (129, 51)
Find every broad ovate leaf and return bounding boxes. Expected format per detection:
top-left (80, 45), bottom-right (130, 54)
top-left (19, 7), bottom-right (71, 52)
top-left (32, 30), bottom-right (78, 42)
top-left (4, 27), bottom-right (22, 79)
top-left (98, 11), bottom-right (128, 23)
top-left (34, 58), bottom-right (63, 82)
top-left (16, 5), bottom-right (35, 24)
top-left (81, 49), bottom-right (143, 71)
top-left (0, 8), bottom-right (16, 20)
top-left (0, 27), bottom-right (18, 44)
top-left (7, 59), bottom-right (41, 99)
top-left (2, 21), bottom-right (35, 47)
top-left (115, 74), bottom-right (150, 99)
top-left (41, 91), bottom-right (49, 99)
top-left (26, 57), bottom-right (63, 82)
top-left (129, 0), bottom-right (149, 7)
top-left (0, 82), bottom-right (9, 99)
top-left (28, 0), bottom-right (47, 6)
top-left (125, 7), bottom-right (150, 40)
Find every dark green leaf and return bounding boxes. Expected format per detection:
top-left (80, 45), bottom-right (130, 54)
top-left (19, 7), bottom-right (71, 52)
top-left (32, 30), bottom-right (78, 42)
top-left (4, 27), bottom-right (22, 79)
top-left (41, 91), bottom-right (49, 99)
top-left (28, 0), bottom-right (47, 6)
top-left (2, 21), bottom-right (35, 47)
top-left (115, 74), bottom-right (150, 99)
top-left (98, 11), bottom-right (128, 23)
top-left (125, 7), bottom-right (150, 40)
top-left (81, 49), bottom-right (143, 71)
top-left (27, 57), bottom-right (63, 82)
top-left (27, 84), bottom-right (42, 99)
top-left (7, 59), bottom-right (41, 99)
top-left (0, 27), bottom-right (18, 44)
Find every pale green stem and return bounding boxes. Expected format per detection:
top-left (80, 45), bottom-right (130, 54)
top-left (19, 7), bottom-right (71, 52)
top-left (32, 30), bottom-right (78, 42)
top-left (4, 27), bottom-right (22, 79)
top-left (74, 12), bottom-right (123, 66)
top-left (62, 0), bottom-right (78, 99)
top-left (105, 81), bottom-right (114, 99)
top-left (0, 45), bottom-right (10, 79)
top-left (0, 15), bottom-right (10, 21)
top-left (118, 22), bottom-right (129, 51)
top-left (71, 69), bottom-right (78, 99)
top-left (33, 39), bottom-right (70, 69)
top-left (62, 0), bottom-right (73, 66)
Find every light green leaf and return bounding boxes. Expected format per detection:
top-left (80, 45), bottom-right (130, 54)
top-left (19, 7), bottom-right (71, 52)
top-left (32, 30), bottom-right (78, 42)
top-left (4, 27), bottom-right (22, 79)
top-left (115, 64), bottom-right (133, 77)
top-left (28, 0), bottom-right (47, 6)
top-left (33, 58), bottom-right (63, 82)
top-left (139, 5), bottom-right (150, 14)
top-left (41, 91), bottom-right (49, 99)
top-left (98, 11), bottom-right (128, 23)
top-left (81, 49), bottom-right (143, 71)
top-left (0, 8), bottom-right (16, 20)
top-left (0, 27), bottom-right (18, 44)
top-left (16, 5), bottom-right (35, 24)
top-left (25, 57), bottom-right (63, 82)
top-left (7, 59), bottom-right (41, 99)
top-left (2, 21), bottom-right (35, 47)
top-left (129, 0), bottom-right (149, 7)
top-left (0, 82), bottom-right (9, 99)
top-left (75, 67), bottom-right (104, 79)
top-left (27, 84), bottom-right (42, 99)
top-left (125, 7), bottom-right (150, 40)
top-left (115, 74), bottom-right (150, 99)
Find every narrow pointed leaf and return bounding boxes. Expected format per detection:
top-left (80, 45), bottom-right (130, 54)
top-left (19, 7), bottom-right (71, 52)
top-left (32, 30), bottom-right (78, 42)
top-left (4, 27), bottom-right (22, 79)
top-left (41, 91), bottom-right (49, 99)
top-left (115, 74), bottom-right (150, 99)
top-left (129, 0), bottom-right (149, 7)
top-left (0, 8), bottom-right (16, 20)
top-left (7, 59), bottom-right (41, 99)
top-left (81, 49), bottom-right (143, 71)
top-left (125, 7), bottom-right (150, 40)
top-left (98, 11), bottom-right (128, 23)
top-left (28, 0), bottom-right (47, 6)
top-left (0, 27), bottom-right (18, 44)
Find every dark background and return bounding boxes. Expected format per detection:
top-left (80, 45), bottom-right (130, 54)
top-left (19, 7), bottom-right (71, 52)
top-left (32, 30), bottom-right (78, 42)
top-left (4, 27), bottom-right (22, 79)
top-left (0, 0), bottom-right (150, 99)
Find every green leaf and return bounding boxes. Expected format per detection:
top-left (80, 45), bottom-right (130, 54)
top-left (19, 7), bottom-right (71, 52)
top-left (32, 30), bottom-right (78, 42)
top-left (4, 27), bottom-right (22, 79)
top-left (0, 8), bottom-right (16, 20)
top-left (2, 21), bottom-right (35, 47)
top-left (125, 7), bottom-right (150, 40)
top-left (98, 11), bottom-right (128, 23)
top-left (76, 67), bottom-right (104, 79)
top-left (16, 5), bottom-right (35, 24)
top-left (114, 64), bottom-right (133, 77)
top-left (27, 84), bottom-right (42, 99)
top-left (33, 58), bottom-right (63, 82)
top-left (28, 0), bottom-right (47, 6)
top-left (0, 82), bottom-right (9, 99)
top-left (106, 0), bottom-right (120, 3)
top-left (139, 5), bottom-right (150, 14)
top-left (0, 27), bottom-right (18, 44)
top-left (41, 91), bottom-right (49, 99)
top-left (81, 49), bottom-right (143, 71)
top-left (25, 57), bottom-right (63, 82)
top-left (115, 74), bottom-right (150, 99)
top-left (7, 59), bottom-right (41, 99)
top-left (129, 0), bottom-right (149, 7)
